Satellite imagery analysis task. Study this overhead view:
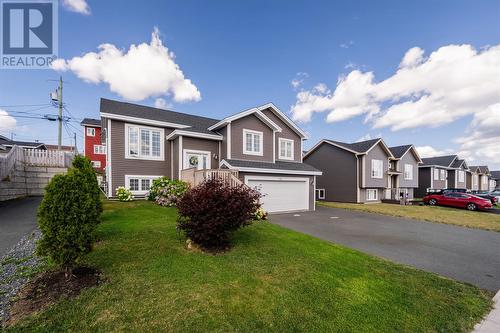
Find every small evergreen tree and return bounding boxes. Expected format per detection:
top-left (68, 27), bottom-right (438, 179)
top-left (37, 156), bottom-right (102, 277)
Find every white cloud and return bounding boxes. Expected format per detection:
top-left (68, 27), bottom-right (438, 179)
top-left (52, 28), bottom-right (201, 103)
top-left (0, 109), bottom-right (17, 136)
top-left (290, 44), bottom-right (500, 132)
top-left (154, 98), bottom-right (171, 110)
top-left (339, 40), bottom-right (354, 49)
top-left (416, 145), bottom-right (454, 158)
top-left (290, 72), bottom-right (308, 89)
top-left (62, 0), bottom-right (90, 15)
top-left (456, 103), bottom-right (500, 169)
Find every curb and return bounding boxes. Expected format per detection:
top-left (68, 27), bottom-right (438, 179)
top-left (473, 290), bottom-right (500, 332)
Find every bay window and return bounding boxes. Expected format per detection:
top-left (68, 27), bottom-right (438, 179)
top-left (125, 124), bottom-right (164, 160)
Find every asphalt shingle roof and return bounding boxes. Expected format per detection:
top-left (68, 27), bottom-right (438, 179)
top-left (100, 98), bottom-right (220, 135)
top-left (0, 136), bottom-right (45, 148)
top-left (450, 159), bottom-right (465, 168)
top-left (389, 145), bottom-right (412, 159)
top-left (325, 138), bottom-right (381, 154)
top-left (80, 118), bottom-right (101, 127)
top-left (225, 159), bottom-right (320, 173)
top-left (421, 155), bottom-right (457, 167)
top-left (469, 166), bottom-right (489, 174)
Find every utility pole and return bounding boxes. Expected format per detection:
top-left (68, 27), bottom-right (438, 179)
top-left (58, 76), bottom-right (63, 151)
top-left (73, 132), bottom-right (77, 154)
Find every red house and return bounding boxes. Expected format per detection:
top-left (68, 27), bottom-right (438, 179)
top-left (81, 118), bottom-right (106, 173)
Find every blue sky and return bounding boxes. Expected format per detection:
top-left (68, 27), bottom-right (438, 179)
top-left (1, 0), bottom-right (499, 166)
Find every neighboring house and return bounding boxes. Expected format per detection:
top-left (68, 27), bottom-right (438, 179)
top-left (0, 135), bottom-right (46, 152)
top-left (416, 155), bottom-right (468, 197)
top-left (387, 145), bottom-right (423, 200)
top-left (45, 144), bottom-right (76, 152)
top-left (80, 118), bottom-right (106, 172)
top-left (303, 138), bottom-right (418, 203)
top-left (469, 166), bottom-right (491, 191)
top-left (100, 98), bottom-right (321, 213)
top-left (467, 166), bottom-right (480, 191)
top-left (491, 171), bottom-right (500, 190)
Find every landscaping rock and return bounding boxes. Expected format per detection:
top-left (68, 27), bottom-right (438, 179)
top-left (0, 229), bottom-right (43, 327)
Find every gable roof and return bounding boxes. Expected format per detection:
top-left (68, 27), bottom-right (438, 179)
top-left (388, 144), bottom-right (423, 163)
top-left (450, 158), bottom-right (467, 169)
top-left (421, 155), bottom-right (457, 168)
top-left (80, 118), bottom-right (101, 127)
top-left (100, 98), bottom-right (219, 135)
top-left (208, 103), bottom-right (306, 138)
top-left (469, 165), bottom-right (490, 175)
top-left (304, 138), bottom-right (394, 159)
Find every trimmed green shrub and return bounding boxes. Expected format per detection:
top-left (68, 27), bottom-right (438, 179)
top-left (148, 177), bottom-right (189, 206)
top-left (116, 186), bottom-right (133, 201)
top-left (37, 156), bottom-right (102, 276)
top-left (177, 179), bottom-right (261, 250)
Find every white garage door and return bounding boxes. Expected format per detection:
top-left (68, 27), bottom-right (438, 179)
top-left (246, 176), bottom-right (309, 213)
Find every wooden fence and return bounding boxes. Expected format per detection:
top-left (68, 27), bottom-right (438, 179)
top-left (24, 149), bottom-right (67, 167)
top-left (0, 145), bottom-right (22, 180)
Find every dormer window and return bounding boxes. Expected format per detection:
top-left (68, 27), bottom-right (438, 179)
top-left (279, 138), bottom-right (294, 160)
top-left (243, 129), bottom-right (263, 156)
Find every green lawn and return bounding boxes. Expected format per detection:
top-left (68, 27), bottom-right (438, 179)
top-left (8, 201), bottom-right (492, 332)
top-left (319, 201), bottom-right (500, 232)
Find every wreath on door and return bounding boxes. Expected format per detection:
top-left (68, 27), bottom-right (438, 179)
top-left (189, 156), bottom-right (199, 166)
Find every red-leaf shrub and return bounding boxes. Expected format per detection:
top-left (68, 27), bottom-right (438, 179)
top-left (177, 179), bottom-right (262, 250)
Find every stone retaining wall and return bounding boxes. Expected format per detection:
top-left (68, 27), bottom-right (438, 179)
top-left (0, 162), bottom-right (67, 201)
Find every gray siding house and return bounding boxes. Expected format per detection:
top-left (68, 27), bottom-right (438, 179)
top-left (101, 98), bottom-right (321, 213)
top-left (304, 138), bottom-right (421, 203)
top-left (490, 171), bottom-right (500, 190)
top-left (415, 155), bottom-right (469, 197)
top-left (468, 165), bottom-right (492, 191)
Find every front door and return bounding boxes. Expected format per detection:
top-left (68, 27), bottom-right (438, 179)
top-left (183, 150), bottom-right (211, 170)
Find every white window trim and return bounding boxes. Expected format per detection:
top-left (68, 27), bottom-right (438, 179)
top-left (440, 169), bottom-right (446, 180)
top-left (434, 168), bottom-right (439, 181)
top-left (316, 188), bottom-right (325, 200)
top-left (278, 137), bottom-right (294, 161)
top-left (125, 175), bottom-right (162, 195)
top-left (93, 144), bottom-right (106, 155)
top-left (86, 127), bottom-right (95, 137)
top-left (124, 123), bottom-right (164, 161)
top-left (366, 189), bottom-right (378, 201)
top-left (182, 149), bottom-right (212, 170)
top-left (371, 159), bottom-right (383, 179)
top-left (458, 170), bottom-right (465, 183)
top-left (243, 129), bottom-right (264, 156)
top-left (91, 160), bottom-right (101, 168)
top-left (404, 164), bottom-right (413, 180)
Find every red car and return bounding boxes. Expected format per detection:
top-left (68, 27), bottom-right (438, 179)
top-left (423, 192), bottom-right (493, 211)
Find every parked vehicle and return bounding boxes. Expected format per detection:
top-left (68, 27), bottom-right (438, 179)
top-left (423, 192), bottom-right (493, 211)
top-left (425, 188), bottom-right (467, 196)
top-left (470, 190), bottom-right (498, 204)
top-left (490, 190), bottom-right (500, 203)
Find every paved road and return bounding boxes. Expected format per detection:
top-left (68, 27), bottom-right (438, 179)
top-left (270, 206), bottom-right (500, 292)
top-left (0, 197), bottom-right (42, 256)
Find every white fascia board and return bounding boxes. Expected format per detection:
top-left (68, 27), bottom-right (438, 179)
top-left (256, 103), bottom-right (308, 139)
top-left (303, 140), bottom-right (359, 159)
top-left (101, 112), bottom-right (191, 129)
top-left (220, 160), bottom-right (322, 176)
top-left (207, 109), bottom-right (281, 132)
top-left (166, 130), bottom-right (222, 141)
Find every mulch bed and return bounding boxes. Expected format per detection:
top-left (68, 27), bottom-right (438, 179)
top-left (7, 266), bottom-right (100, 326)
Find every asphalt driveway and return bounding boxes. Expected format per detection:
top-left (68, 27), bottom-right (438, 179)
top-left (270, 206), bottom-right (500, 292)
top-left (0, 196), bottom-right (41, 256)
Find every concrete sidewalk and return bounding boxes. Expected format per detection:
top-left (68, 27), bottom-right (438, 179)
top-left (473, 290), bottom-right (500, 333)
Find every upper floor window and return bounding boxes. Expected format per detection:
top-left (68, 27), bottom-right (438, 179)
top-left (243, 129), bottom-right (263, 156)
top-left (279, 138), bottom-right (294, 160)
top-left (440, 169), bottom-right (446, 180)
top-left (371, 159), bottom-right (383, 179)
top-left (458, 170), bottom-right (465, 183)
top-left (86, 127), bottom-right (95, 137)
top-left (125, 124), bottom-right (164, 160)
top-left (404, 164), bottom-right (413, 180)
top-left (93, 145), bottom-right (106, 155)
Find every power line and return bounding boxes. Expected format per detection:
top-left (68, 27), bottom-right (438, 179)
top-left (0, 103), bottom-right (51, 108)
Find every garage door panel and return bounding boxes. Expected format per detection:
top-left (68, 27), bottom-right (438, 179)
top-left (246, 178), bottom-right (309, 213)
